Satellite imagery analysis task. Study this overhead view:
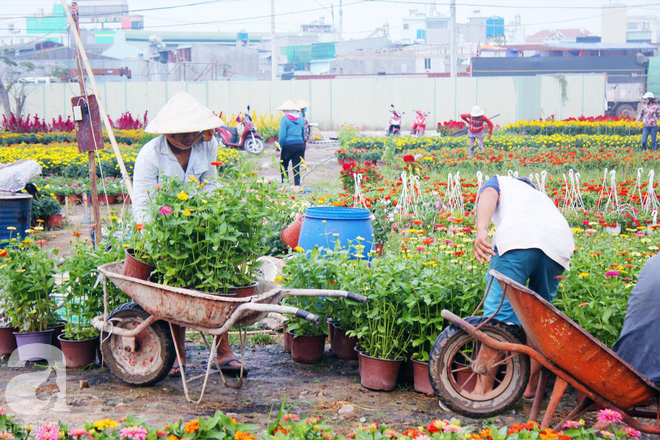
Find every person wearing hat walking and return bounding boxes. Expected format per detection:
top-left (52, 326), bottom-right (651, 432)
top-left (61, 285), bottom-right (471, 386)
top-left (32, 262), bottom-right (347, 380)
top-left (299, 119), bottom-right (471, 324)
top-left (278, 100), bottom-right (306, 189)
top-left (132, 91), bottom-right (245, 377)
top-left (460, 106), bottom-right (494, 157)
top-left (637, 92), bottom-right (660, 151)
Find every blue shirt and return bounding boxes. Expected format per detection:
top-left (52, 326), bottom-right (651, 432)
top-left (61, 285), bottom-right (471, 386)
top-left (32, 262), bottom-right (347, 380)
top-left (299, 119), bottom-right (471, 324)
top-left (278, 114), bottom-right (305, 147)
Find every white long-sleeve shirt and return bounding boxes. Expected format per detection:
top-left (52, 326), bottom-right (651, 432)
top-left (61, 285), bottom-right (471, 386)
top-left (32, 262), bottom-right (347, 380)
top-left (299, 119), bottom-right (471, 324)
top-left (132, 135), bottom-right (219, 223)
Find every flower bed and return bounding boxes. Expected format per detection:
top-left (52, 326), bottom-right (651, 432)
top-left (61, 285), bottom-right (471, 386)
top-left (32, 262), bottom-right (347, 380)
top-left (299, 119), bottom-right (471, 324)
top-left (0, 407), bottom-right (643, 440)
top-left (502, 115), bottom-right (641, 136)
top-left (0, 129), bottom-right (151, 146)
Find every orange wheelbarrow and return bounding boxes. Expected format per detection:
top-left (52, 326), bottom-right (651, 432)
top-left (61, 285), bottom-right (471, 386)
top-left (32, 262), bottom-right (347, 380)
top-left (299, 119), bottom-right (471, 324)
top-left (429, 269), bottom-right (660, 434)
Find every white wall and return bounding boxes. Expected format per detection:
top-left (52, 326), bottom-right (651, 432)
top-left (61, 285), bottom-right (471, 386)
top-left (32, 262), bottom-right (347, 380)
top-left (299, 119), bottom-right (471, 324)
top-left (19, 75), bottom-right (607, 130)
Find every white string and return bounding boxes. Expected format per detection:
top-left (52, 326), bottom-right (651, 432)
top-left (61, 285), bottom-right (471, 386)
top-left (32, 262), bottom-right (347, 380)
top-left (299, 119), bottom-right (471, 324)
top-left (642, 170), bottom-right (659, 215)
top-left (352, 173), bottom-right (368, 209)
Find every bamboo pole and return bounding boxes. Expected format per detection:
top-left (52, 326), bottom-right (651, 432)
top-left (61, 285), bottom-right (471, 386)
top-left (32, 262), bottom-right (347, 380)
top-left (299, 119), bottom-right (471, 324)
top-left (60, 0), bottom-right (133, 199)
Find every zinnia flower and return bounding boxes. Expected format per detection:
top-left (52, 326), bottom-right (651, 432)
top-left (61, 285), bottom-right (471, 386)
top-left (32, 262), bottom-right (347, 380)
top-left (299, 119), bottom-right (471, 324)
top-left (177, 191), bottom-right (189, 201)
top-left (183, 420), bottom-right (199, 434)
top-left (35, 424), bottom-right (59, 440)
top-left (234, 432), bottom-right (255, 440)
top-left (605, 270), bottom-right (620, 277)
top-left (120, 426), bottom-right (148, 440)
top-left (68, 428), bottom-right (92, 440)
top-left (159, 206), bottom-right (172, 216)
top-left (561, 421), bottom-right (580, 429)
top-left (622, 428), bottom-right (641, 439)
top-left (183, 209), bottom-right (191, 217)
top-left (597, 409), bottom-right (623, 424)
top-left (0, 432), bottom-right (14, 440)
top-left (93, 419), bottom-right (119, 430)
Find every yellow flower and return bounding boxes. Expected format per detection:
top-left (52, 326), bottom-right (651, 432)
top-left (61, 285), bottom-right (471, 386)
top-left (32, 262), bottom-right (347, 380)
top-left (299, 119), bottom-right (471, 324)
top-left (6, 227), bottom-right (16, 231)
top-left (23, 238), bottom-right (33, 244)
top-left (294, 246), bottom-right (303, 252)
top-left (274, 275), bottom-right (285, 284)
top-left (578, 273), bottom-right (589, 278)
top-left (177, 191), bottom-right (189, 201)
top-left (189, 175), bottom-right (199, 183)
top-left (36, 219), bottom-right (45, 223)
top-left (109, 216), bottom-right (119, 221)
top-left (93, 419), bottom-right (119, 430)
top-left (183, 209), bottom-right (191, 217)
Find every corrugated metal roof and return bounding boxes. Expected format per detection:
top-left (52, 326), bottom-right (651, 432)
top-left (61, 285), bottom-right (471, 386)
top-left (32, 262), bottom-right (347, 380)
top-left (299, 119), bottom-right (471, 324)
top-left (544, 42), bottom-right (656, 50)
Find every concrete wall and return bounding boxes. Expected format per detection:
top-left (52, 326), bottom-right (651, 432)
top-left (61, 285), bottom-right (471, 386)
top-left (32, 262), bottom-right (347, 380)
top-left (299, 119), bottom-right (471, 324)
top-left (19, 74), bottom-right (607, 130)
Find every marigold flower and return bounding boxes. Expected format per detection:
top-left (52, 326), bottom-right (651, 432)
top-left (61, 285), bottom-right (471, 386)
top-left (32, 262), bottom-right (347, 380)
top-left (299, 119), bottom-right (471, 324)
top-left (183, 209), bottom-right (191, 217)
top-left (184, 420), bottom-right (199, 434)
top-left (234, 432), bottom-right (255, 440)
top-left (577, 272), bottom-right (589, 278)
top-left (177, 191), bottom-right (189, 201)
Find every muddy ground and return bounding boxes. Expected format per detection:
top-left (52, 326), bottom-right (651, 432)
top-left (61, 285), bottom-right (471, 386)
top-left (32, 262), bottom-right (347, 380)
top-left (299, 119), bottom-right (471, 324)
top-left (0, 138), bottom-right (632, 432)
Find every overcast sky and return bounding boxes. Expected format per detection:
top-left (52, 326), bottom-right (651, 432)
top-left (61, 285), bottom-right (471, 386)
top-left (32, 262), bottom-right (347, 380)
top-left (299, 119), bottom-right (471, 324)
top-left (3, 0), bottom-right (660, 40)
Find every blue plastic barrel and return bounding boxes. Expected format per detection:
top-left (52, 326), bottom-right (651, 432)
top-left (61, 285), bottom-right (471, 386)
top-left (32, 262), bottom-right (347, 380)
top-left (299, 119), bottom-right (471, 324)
top-left (0, 192), bottom-right (32, 248)
top-left (298, 207), bottom-right (374, 258)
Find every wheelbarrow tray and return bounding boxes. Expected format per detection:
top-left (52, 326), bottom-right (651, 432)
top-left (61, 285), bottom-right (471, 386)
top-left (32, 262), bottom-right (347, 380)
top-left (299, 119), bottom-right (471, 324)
top-left (98, 261), bottom-right (286, 329)
top-left (493, 270), bottom-right (660, 410)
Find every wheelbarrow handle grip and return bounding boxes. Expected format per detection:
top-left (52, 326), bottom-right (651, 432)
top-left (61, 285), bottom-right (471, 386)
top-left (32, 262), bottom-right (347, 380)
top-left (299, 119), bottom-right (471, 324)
top-left (296, 310), bottom-right (321, 325)
top-left (346, 291), bottom-right (368, 303)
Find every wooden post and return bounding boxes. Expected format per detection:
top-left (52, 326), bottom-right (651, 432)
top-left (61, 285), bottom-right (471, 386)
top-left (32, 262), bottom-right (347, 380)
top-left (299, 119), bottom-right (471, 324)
top-left (71, 2), bottom-right (102, 245)
top-left (60, 0), bottom-right (133, 199)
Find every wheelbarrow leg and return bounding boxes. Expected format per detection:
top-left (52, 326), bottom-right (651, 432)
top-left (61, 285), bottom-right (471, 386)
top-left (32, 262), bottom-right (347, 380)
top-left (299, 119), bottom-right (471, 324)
top-left (529, 367), bottom-right (552, 422)
top-left (555, 396), bottom-right (595, 431)
top-left (541, 377), bottom-right (568, 429)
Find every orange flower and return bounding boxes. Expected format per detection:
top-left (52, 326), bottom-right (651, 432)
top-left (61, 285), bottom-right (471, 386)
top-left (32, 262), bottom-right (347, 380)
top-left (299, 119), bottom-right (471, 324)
top-left (184, 420), bottom-right (199, 434)
top-left (135, 223), bottom-right (145, 231)
top-left (166, 435), bottom-right (179, 440)
top-left (235, 432), bottom-right (255, 440)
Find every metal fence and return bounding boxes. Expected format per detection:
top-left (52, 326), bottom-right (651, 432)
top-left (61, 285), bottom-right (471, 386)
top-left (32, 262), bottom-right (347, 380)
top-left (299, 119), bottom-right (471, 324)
top-left (20, 74), bottom-right (607, 130)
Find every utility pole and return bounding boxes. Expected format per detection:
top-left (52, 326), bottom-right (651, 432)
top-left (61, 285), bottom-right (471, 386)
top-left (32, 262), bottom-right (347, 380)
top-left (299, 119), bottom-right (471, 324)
top-left (339, 0), bottom-right (343, 41)
top-left (270, 0), bottom-right (277, 81)
top-left (449, 0), bottom-right (456, 78)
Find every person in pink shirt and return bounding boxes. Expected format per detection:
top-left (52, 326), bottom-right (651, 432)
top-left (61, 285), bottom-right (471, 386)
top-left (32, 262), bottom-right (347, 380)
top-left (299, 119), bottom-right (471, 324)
top-left (460, 106), bottom-right (494, 157)
top-left (637, 92), bottom-right (660, 151)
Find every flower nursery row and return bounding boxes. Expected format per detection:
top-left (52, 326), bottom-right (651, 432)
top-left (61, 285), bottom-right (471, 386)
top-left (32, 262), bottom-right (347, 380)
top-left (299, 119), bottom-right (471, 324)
top-left (502, 117), bottom-right (642, 136)
top-left (0, 129), bottom-right (150, 146)
top-left (340, 133), bottom-right (643, 153)
top-left (0, 406), bottom-right (643, 440)
top-left (0, 142), bottom-right (241, 178)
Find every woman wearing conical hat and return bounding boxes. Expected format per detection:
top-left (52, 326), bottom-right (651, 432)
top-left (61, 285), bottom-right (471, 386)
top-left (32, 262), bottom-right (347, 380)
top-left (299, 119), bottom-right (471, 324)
top-left (132, 91), bottom-right (245, 377)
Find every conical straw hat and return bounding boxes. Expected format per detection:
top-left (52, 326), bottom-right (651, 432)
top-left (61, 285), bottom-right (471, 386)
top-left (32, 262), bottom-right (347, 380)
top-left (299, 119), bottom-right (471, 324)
top-left (296, 99), bottom-right (310, 109)
top-left (278, 99), bottom-right (300, 111)
top-left (145, 91), bottom-right (223, 134)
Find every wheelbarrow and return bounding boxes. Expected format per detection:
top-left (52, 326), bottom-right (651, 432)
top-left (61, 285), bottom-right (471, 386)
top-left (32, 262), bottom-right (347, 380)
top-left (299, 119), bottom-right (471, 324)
top-left (92, 261), bottom-right (367, 403)
top-left (429, 269), bottom-right (660, 434)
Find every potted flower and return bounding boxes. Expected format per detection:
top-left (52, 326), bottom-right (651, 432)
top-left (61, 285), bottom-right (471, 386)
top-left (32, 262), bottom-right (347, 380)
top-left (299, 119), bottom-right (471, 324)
top-left (370, 203), bottom-right (393, 256)
top-left (31, 196), bottom-right (63, 230)
top-left (0, 294), bottom-right (17, 355)
top-left (0, 232), bottom-right (59, 361)
top-left (141, 169), bottom-right (284, 295)
top-left (98, 177), bottom-right (120, 205)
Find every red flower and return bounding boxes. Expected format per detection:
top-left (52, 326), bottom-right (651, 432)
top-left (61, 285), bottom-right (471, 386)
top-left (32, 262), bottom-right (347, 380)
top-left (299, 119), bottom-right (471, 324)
top-left (0, 250), bottom-right (6, 257)
top-left (403, 155), bottom-right (415, 163)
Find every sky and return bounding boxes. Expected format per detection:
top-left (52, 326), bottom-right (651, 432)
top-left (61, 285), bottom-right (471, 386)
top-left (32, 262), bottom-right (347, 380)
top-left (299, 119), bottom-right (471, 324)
top-left (3, 0), bottom-right (660, 40)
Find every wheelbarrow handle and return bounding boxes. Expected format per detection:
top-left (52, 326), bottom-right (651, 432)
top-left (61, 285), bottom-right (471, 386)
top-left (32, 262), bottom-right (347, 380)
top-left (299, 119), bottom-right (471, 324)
top-left (345, 291), bottom-right (368, 304)
top-left (284, 288), bottom-right (368, 303)
top-left (295, 310), bottom-right (321, 325)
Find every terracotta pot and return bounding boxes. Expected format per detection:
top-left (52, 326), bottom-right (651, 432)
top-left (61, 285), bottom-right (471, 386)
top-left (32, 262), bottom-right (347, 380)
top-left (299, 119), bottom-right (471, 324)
top-left (327, 319), bottom-right (335, 344)
top-left (330, 325), bottom-right (358, 360)
top-left (58, 335), bottom-right (97, 368)
top-left (230, 282), bottom-right (258, 298)
top-left (290, 333), bottom-right (326, 364)
top-left (50, 321), bottom-right (66, 350)
top-left (0, 326), bottom-right (17, 355)
top-left (412, 359), bottom-right (434, 395)
top-left (375, 243), bottom-right (384, 257)
top-left (284, 329), bottom-right (293, 353)
top-left (281, 214), bottom-right (304, 249)
top-left (337, 158), bottom-right (345, 165)
top-left (13, 329), bottom-right (55, 361)
top-left (98, 194), bottom-right (116, 205)
top-left (55, 194), bottom-right (65, 204)
top-left (47, 214), bottom-right (63, 230)
top-left (358, 351), bottom-right (403, 391)
top-left (121, 248), bottom-right (155, 281)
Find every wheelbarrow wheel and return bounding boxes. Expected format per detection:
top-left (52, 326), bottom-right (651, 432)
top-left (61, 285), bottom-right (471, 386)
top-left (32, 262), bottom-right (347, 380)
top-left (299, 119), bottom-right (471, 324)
top-left (100, 302), bottom-right (176, 386)
top-left (429, 316), bottom-right (530, 418)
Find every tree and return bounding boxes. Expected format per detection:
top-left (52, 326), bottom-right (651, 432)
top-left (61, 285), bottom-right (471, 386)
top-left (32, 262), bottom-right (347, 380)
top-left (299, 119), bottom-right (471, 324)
top-left (0, 56), bottom-right (36, 119)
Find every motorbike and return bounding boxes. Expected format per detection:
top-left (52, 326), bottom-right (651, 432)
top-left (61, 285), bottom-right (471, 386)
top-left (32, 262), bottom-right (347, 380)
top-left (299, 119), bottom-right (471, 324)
top-left (386, 104), bottom-right (404, 136)
top-left (215, 105), bottom-right (264, 155)
top-left (411, 110), bottom-right (430, 136)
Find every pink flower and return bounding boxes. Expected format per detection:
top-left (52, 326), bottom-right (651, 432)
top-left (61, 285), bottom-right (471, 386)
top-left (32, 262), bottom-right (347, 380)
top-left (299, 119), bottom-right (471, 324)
top-left (68, 428), bottom-right (92, 440)
top-left (0, 432), bottom-right (15, 440)
top-left (562, 421), bottom-right (581, 429)
top-left (155, 184), bottom-right (163, 189)
top-left (159, 206), bottom-right (172, 216)
top-left (623, 428), bottom-right (641, 439)
top-left (578, 302), bottom-right (590, 308)
top-left (605, 270), bottom-right (620, 278)
top-left (35, 424), bottom-right (60, 440)
top-left (0, 409), bottom-right (4, 415)
top-left (600, 431), bottom-right (615, 438)
top-left (120, 426), bottom-right (148, 440)
top-left (597, 409), bottom-right (623, 424)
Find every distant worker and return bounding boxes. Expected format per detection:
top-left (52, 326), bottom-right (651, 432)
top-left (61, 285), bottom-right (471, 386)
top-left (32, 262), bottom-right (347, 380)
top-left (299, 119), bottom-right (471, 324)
top-left (460, 106), bottom-right (494, 157)
top-left (637, 92), bottom-right (660, 151)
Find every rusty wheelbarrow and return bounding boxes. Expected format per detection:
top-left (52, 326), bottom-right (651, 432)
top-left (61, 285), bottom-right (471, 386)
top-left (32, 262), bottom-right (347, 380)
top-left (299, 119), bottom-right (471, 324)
top-left (428, 269), bottom-right (660, 434)
top-left (92, 261), bottom-right (366, 403)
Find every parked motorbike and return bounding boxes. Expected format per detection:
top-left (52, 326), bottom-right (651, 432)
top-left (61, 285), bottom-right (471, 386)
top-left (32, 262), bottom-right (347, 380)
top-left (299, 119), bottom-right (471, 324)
top-left (386, 104), bottom-right (404, 136)
top-left (411, 110), bottom-right (430, 136)
top-left (215, 105), bottom-right (264, 155)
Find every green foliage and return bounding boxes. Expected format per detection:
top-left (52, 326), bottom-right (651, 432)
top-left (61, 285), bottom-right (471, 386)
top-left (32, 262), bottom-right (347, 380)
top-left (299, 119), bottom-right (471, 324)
top-left (0, 232), bottom-right (58, 332)
top-left (31, 195), bottom-right (61, 222)
top-left (337, 125), bottom-right (361, 147)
